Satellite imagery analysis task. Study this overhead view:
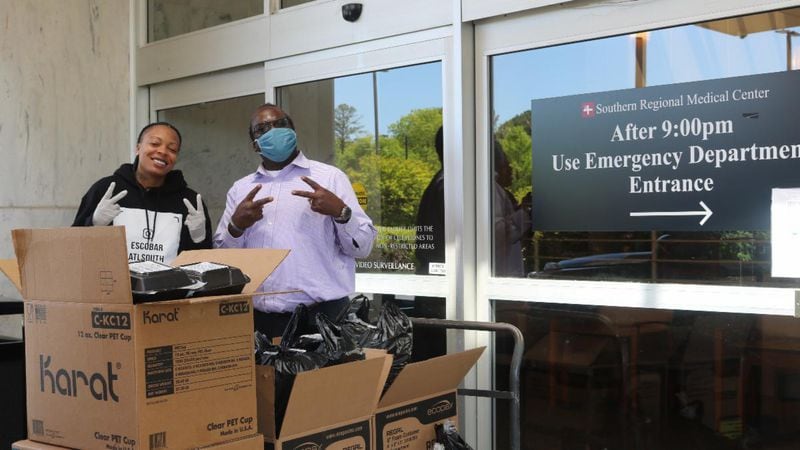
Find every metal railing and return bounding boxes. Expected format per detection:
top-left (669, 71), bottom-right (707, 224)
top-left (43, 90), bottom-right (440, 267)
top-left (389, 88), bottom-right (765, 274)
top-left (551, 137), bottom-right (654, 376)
top-left (409, 317), bottom-right (524, 450)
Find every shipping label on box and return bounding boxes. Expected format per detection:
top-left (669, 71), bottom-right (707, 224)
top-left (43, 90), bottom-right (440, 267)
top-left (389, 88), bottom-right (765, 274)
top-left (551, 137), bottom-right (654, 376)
top-left (137, 301), bottom-right (254, 403)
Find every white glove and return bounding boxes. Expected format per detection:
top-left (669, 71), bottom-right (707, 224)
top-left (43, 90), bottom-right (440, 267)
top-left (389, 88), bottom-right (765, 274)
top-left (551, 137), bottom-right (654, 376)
top-left (92, 182), bottom-right (128, 226)
top-left (183, 194), bottom-right (207, 244)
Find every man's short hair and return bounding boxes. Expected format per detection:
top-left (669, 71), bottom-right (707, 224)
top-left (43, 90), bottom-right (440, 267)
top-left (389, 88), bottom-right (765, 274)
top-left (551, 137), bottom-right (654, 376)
top-left (249, 103), bottom-right (295, 141)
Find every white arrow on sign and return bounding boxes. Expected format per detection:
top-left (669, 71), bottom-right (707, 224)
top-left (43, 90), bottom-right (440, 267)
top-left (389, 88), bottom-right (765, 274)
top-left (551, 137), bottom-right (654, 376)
top-left (629, 201), bottom-right (713, 226)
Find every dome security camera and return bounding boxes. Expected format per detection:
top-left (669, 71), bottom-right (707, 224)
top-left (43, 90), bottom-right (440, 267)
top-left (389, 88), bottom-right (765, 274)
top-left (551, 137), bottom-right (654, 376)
top-left (342, 3), bottom-right (363, 22)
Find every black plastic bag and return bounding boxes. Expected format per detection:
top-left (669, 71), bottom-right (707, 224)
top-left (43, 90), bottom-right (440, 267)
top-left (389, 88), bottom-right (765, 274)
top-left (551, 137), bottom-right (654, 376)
top-left (316, 313), bottom-right (365, 366)
top-left (434, 420), bottom-right (473, 450)
top-left (293, 333), bottom-right (324, 352)
top-left (333, 295), bottom-right (375, 349)
top-left (334, 294), bottom-right (372, 323)
top-left (257, 305), bottom-right (329, 436)
top-left (254, 330), bottom-right (279, 365)
top-left (279, 304), bottom-right (318, 347)
top-left (339, 314), bottom-right (374, 343)
top-left (358, 300), bottom-right (412, 388)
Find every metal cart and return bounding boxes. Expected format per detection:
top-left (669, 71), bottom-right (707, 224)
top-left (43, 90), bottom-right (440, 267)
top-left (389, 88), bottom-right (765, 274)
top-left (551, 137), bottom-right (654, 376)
top-left (410, 318), bottom-right (524, 450)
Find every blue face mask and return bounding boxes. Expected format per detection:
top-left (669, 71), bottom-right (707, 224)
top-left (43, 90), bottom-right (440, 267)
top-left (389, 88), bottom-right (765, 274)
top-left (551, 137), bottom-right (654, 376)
top-left (255, 128), bottom-right (297, 163)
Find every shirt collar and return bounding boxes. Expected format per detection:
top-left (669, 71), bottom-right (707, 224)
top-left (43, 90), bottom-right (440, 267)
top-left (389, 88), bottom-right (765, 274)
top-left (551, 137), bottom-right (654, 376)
top-left (254, 151), bottom-right (311, 179)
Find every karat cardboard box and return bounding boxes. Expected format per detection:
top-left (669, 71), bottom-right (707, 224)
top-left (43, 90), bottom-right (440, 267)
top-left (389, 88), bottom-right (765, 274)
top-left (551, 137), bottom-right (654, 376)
top-left (7, 227), bottom-right (289, 450)
top-left (374, 347), bottom-right (484, 450)
top-left (12, 434), bottom-right (264, 450)
top-left (256, 350), bottom-right (392, 450)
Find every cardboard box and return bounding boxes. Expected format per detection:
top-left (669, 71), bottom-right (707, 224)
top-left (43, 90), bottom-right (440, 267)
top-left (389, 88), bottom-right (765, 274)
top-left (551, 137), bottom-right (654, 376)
top-left (374, 347), bottom-right (484, 450)
top-left (257, 350), bottom-right (392, 450)
top-left (201, 434), bottom-right (264, 449)
top-left (7, 227), bottom-right (289, 450)
top-left (10, 227), bottom-right (286, 305)
top-left (0, 258), bottom-right (22, 293)
top-left (11, 440), bottom-right (71, 450)
top-left (12, 434), bottom-right (264, 450)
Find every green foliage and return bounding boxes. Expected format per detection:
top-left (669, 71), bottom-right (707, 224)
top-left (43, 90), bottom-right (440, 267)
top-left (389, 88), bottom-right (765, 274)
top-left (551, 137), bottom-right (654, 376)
top-left (335, 107), bottom-right (442, 228)
top-left (720, 230), bottom-right (766, 262)
top-left (497, 110), bottom-right (531, 138)
top-left (378, 157), bottom-right (435, 225)
top-left (498, 124), bottom-right (532, 203)
top-left (387, 107), bottom-right (442, 167)
top-left (335, 135), bottom-right (379, 171)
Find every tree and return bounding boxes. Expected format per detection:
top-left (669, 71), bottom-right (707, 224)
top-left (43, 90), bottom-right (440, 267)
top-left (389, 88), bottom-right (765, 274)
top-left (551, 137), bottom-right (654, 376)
top-left (334, 103), bottom-right (365, 152)
top-left (387, 107), bottom-right (442, 165)
top-left (496, 110), bottom-right (531, 139)
top-left (336, 107), bottom-right (443, 226)
top-left (336, 135), bottom-right (376, 172)
top-left (498, 124), bottom-right (532, 202)
top-left (378, 156), bottom-right (435, 225)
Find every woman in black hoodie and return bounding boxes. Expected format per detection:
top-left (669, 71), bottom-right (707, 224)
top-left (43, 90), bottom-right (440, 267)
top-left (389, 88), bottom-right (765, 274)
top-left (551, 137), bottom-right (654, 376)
top-left (73, 122), bottom-right (212, 264)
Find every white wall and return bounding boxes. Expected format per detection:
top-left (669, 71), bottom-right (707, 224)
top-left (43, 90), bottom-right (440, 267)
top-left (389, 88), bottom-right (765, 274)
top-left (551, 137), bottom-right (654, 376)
top-left (0, 0), bottom-right (130, 299)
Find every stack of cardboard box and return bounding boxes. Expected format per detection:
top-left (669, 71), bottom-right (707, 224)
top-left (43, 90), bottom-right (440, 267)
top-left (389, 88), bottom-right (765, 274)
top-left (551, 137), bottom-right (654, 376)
top-left (0, 227), bottom-right (290, 450)
top-left (2, 226), bottom-right (488, 449)
top-left (255, 342), bottom-right (484, 449)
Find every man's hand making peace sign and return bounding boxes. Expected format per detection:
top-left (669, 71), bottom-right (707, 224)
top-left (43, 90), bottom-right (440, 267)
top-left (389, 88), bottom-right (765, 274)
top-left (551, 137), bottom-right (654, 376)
top-left (291, 176), bottom-right (346, 217)
top-left (229, 184), bottom-right (273, 237)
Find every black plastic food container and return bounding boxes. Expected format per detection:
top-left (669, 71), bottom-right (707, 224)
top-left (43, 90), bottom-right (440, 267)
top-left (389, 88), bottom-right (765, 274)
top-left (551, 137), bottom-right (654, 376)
top-left (180, 262), bottom-right (251, 297)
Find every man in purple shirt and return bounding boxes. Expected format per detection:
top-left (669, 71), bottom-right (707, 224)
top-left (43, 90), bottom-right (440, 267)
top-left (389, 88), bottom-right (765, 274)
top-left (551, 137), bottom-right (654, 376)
top-left (213, 103), bottom-right (377, 337)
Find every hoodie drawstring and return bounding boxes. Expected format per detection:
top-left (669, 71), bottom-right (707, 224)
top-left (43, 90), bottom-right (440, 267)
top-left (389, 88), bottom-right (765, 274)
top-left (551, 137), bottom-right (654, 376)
top-left (143, 189), bottom-right (159, 244)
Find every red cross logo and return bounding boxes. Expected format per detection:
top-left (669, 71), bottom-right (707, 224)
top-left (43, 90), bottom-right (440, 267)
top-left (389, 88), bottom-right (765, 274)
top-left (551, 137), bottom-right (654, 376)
top-left (581, 102), bottom-right (595, 118)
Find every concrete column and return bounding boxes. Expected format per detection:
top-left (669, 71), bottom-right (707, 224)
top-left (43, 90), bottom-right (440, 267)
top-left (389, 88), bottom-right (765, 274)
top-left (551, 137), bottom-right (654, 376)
top-left (0, 0), bottom-right (130, 298)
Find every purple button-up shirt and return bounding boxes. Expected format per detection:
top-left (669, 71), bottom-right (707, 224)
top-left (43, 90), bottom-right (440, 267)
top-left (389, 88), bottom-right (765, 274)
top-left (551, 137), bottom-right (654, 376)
top-left (213, 153), bottom-right (377, 313)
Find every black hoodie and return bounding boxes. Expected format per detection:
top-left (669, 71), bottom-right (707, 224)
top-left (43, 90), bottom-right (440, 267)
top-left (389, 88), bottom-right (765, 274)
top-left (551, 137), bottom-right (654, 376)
top-left (73, 161), bottom-right (213, 262)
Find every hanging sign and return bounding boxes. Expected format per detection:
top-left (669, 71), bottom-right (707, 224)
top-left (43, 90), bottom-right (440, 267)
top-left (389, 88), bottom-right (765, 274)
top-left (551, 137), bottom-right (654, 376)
top-left (531, 70), bottom-right (800, 231)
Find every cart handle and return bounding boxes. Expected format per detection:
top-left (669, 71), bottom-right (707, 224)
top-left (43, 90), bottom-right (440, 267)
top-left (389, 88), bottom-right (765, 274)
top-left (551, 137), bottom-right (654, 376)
top-left (409, 317), bottom-right (523, 450)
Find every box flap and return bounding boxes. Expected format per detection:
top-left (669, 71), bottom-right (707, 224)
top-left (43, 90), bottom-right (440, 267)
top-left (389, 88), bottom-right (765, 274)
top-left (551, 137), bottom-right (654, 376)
top-left (195, 434), bottom-right (263, 449)
top-left (140, 290), bottom-right (302, 307)
top-left (0, 259), bottom-right (22, 294)
top-left (172, 249), bottom-right (289, 294)
top-left (12, 227), bottom-right (131, 303)
top-left (280, 353), bottom-right (392, 437)
top-left (11, 439), bottom-right (68, 450)
top-left (378, 347), bottom-right (485, 408)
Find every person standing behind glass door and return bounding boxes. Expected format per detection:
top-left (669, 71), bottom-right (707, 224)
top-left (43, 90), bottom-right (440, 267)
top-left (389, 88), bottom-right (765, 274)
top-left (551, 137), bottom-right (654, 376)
top-left (412, 126), bottom-right (446, 361)
top-left (493, 142), bottom-right (530, 277)
top-left (415, 126), bottom-right (445, 275)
